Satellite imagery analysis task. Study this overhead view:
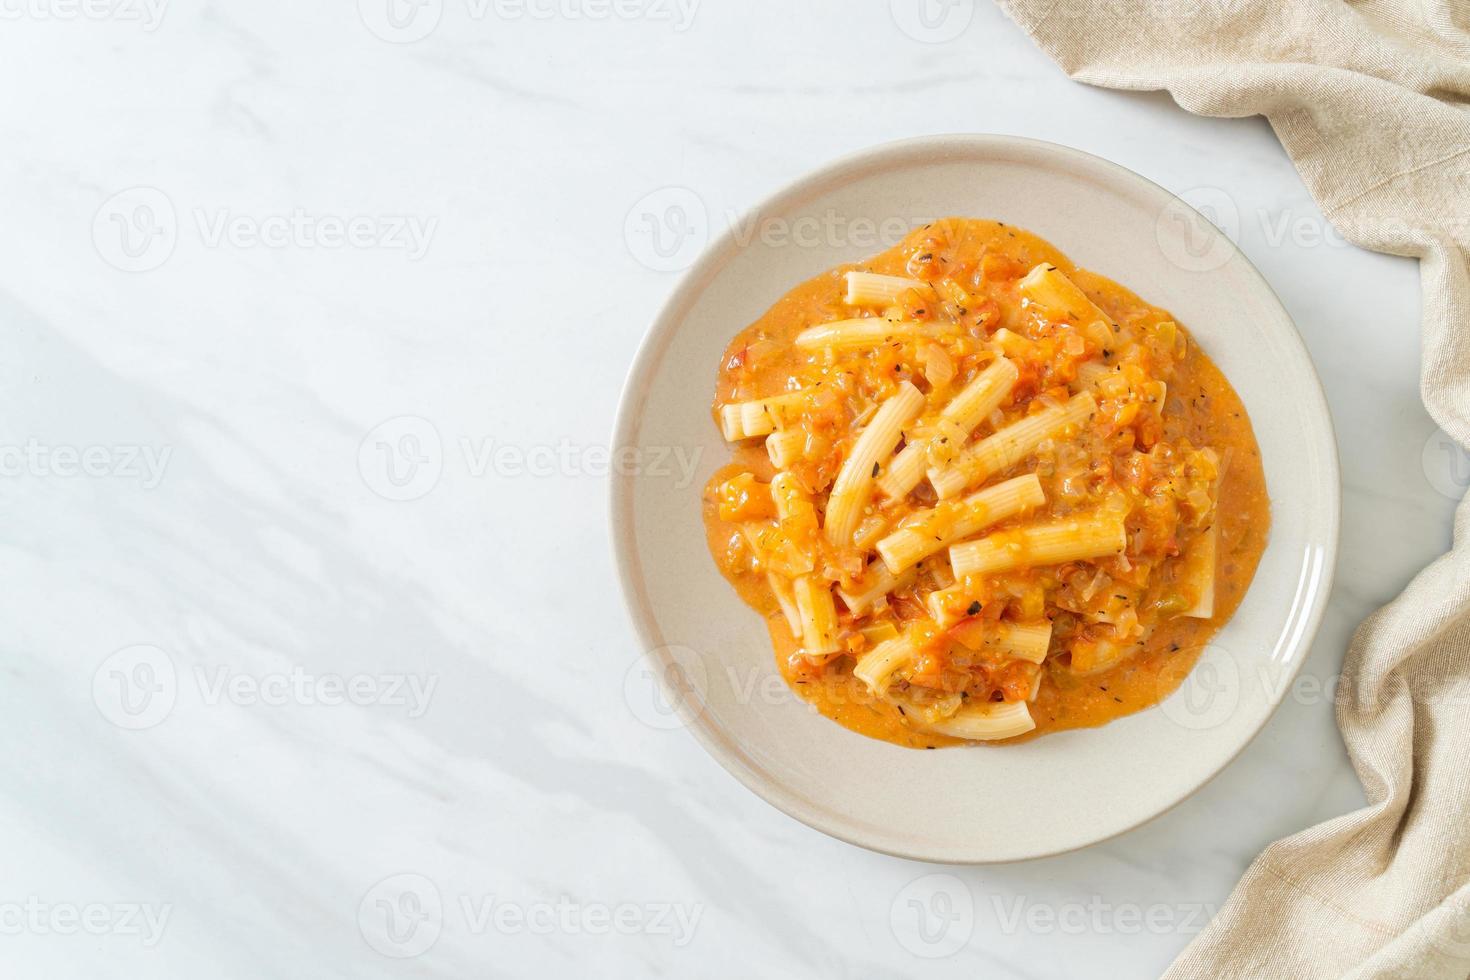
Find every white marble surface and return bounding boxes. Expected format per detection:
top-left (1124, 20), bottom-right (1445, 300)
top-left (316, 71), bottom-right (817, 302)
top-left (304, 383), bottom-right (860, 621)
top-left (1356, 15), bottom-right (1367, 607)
top-left (0, 1), bottom-right (1454, 976)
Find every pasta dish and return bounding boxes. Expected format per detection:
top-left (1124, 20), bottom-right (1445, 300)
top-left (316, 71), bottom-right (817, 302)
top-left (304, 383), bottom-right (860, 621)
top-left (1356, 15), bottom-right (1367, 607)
top-left (703, 218), bottom-right (1268, 746)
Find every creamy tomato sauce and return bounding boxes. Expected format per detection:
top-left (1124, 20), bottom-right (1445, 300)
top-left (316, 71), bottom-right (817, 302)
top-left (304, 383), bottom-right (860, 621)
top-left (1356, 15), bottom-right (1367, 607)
top-left (703, 219), bottom-right (1269, 747)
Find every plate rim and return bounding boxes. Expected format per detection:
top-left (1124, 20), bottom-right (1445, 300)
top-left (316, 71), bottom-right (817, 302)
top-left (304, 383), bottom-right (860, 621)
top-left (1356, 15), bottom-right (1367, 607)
top-left (609, 133), bottom-right (1342, 863)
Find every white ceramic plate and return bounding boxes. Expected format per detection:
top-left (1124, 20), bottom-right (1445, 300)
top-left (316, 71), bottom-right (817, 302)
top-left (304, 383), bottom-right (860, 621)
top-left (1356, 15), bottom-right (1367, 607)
top-left (611, 135), bottom-right (1339, 863)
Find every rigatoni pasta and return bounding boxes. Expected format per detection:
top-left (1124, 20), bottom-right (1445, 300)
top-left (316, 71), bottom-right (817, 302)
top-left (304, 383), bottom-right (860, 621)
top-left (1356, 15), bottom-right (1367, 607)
top-left (843, 271), bottom-right (928, 307)
top-left (928, 392), bottom-right (1096, 499)
top-left (823, 381), bottom-right (924, 546)
top-left (876, 473), bottom-right (1045, 574)
top-left (704, 218), bottom-right (1269, 748)
top-left (876, 356), bottom-right (1019, 499)
top-left (948, 512), bottom-right (1128, 578)
top-left (794, 318), bottom-right (937, 350)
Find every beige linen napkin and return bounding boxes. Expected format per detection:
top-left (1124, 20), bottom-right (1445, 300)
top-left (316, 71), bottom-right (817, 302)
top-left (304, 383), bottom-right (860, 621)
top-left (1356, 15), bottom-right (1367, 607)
top-left (990, 0), bottom-right (1470, 976)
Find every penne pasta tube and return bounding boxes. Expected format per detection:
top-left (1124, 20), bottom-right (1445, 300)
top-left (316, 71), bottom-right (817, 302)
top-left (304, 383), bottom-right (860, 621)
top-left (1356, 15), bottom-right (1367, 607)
top-left (989, 327), bottom-right (1037, 360)
top-left (1180, 452), bottom-right (1222, 619)
top-left (875, 440), bottom-right (928, 499)
top-left (844, 271), bottom-right (928, 307)
top-left (852, 514), bottom-right (890, 551)
top-left (1181, 524), bottom-right (1217, 619)
top-left (767, 573), bottom-right (802, 640)
top-left (898, 691), bottom-right (964, 726)
top-left (950, 620), bottom-right (1053, 664)
top-left (795, 318), bottom-right (938, 350)
top-left (949, 512), bottom-right (1127, 578)
top-left (929, 392), bottom-right (1096, 499)
top-left (765, 428), bottom-right (805, 469)
top-left (876, 357), bottom-right (1019, 500)
top-left (740, 398), bottom-right (794, 438)
top-left (837, 563), bottom-right (915, 615)
top-left (939, 356), bottom-right (1020, 432)
top-left (878, 473), bottom-right (1046, 574)
top-left (852, 634), bottom-right (916, 693)
top-left (719, 392), bottom-right (804, 441)
top-left (913, 700), bottom-right (1035, 741)
top-left (792, 575), bottom-right (840, 656)
top-left (719, 404), bottom-right (744, 441)
top-left (824, 381), bottom-right (925, 546)
top-left (1018, 263), bottom-right (1117, 348)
